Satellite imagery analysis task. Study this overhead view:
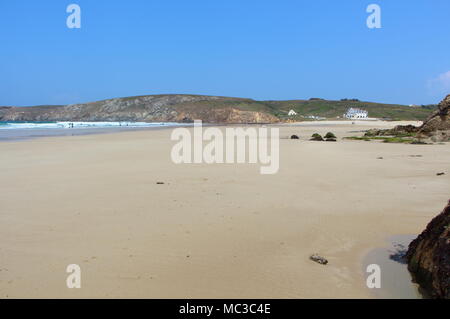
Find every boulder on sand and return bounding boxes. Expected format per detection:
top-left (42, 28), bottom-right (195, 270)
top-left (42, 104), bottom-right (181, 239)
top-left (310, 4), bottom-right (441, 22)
top-left (309, 254), bottom-right (328, 265)
top-left (310, 133), bottom-right (324, 141)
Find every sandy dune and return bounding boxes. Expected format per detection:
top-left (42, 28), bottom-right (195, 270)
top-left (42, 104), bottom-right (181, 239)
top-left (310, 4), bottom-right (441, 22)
top-left (0, 121), bottom-right (449, 298)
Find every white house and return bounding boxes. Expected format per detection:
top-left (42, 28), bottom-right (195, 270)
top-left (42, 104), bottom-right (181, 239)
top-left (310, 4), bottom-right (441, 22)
top-left (343, 107), bottom-right (368, 119)
top-left (288, 109), bottom-right (297, 116)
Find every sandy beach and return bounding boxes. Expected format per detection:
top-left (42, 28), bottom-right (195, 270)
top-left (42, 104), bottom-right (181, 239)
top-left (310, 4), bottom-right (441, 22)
top-left (1, 121), bottom-right (449, 298)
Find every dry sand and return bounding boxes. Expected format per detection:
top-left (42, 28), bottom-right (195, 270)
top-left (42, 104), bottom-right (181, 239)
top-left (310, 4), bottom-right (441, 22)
top-left (0, 121), bottom-right (449, 298)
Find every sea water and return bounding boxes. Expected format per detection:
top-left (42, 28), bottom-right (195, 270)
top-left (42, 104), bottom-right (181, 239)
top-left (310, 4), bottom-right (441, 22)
top-left (0, 121), bottom-right (188, 141)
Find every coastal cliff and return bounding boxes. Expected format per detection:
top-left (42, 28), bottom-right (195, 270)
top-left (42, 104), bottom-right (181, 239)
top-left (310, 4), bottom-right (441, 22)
top-left (0, 95), bottom-right (279, 124)
top-left (406, 200), bottom-right (450, 299)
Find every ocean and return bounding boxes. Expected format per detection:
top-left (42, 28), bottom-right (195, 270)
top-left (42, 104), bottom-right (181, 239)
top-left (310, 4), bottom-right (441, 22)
top-left (0, 121), bottom-right (186, 141)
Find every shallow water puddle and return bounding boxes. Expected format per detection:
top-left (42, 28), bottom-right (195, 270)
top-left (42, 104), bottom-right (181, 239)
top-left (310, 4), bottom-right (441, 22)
top-left (363, 235), bottom-right (422, 299)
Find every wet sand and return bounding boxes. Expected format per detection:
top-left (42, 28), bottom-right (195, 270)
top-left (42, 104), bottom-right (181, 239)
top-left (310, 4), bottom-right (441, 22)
top-left (0, 121), bottom-right (449, 298)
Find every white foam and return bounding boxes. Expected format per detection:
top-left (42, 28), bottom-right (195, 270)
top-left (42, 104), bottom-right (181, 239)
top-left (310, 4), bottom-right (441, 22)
top-left (0, 121), bottom-right (185, 130)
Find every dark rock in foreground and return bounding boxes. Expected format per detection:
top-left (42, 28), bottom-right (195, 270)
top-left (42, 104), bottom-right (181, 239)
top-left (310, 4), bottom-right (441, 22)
top-left (406, 200), bottom-right (450, 299)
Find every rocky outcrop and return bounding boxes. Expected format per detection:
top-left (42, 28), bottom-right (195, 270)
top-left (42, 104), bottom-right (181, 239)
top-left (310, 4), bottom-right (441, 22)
top-left (0, 95), bottom-right (279, 124)
top-left (362, 95), bottom-right (449, 142)
top-left (218, 108), bottom-right (278, 123)
top-left (417, 94), bottom-right (450, 142)
top-left (364, 125), bottom-right (419, 137)
top-left (406, 200), bottom-right (450, 299)
top-left (170, 107), bottom-right (278, 124)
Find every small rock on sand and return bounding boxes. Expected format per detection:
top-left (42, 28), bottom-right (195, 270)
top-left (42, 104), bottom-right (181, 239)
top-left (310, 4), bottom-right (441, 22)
top-left (310, 254), bottom-right (328, 265)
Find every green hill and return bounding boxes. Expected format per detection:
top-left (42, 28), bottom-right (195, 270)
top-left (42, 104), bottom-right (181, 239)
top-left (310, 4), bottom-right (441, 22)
top-left (0, 94), bottom-right (437, 123)
top-left (264, 99), bottom-right (435, 121)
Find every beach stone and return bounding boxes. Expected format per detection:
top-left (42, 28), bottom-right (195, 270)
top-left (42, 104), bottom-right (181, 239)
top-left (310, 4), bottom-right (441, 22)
top-left (290, 135), bottom-right (300, 139)
top-left (156, 182), bottom-right (165, 184)
top-left (309, 254), bottom-right (328, 265)
top-left (436, 172), bottom-right (445, 176)
top-left (310, 133), bottom-right (324, 141)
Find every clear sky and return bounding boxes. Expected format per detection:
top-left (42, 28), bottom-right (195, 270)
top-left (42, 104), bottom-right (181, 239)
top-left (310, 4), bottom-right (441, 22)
top-left (1, 0), bottom-right (449, 106)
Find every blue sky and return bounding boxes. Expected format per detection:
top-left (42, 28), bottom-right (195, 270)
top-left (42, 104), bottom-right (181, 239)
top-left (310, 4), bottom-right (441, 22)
top-left (1, 0), bottom-right (449, 106)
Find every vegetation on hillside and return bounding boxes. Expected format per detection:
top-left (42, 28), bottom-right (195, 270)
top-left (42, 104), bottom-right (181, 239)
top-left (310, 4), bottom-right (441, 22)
top-left (1, 94), bottom-right (437, 122)
top-left (263, 99), bottom-right (436, 121)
